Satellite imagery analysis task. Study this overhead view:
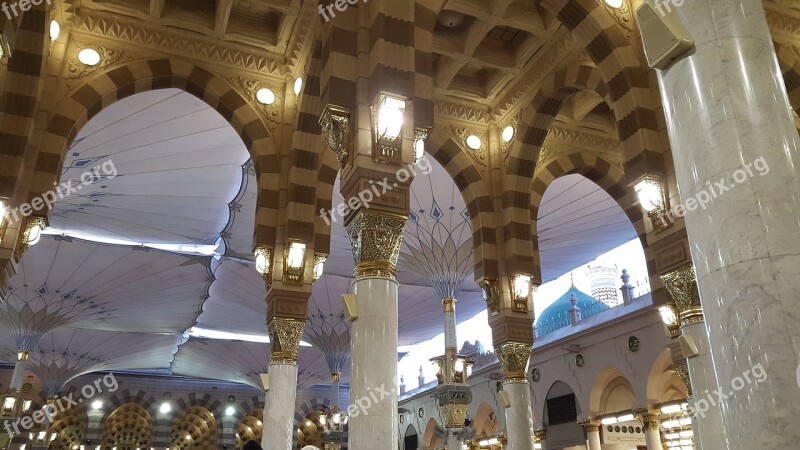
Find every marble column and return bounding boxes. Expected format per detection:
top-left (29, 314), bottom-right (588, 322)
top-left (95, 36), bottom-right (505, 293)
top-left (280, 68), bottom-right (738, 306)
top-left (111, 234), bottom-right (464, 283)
top-left (331, 372), bottom-right (341, 409)
top-left (641, 413), bottom-right (663, 450)
top-left (662, 267), bottom-right (727, 450)
top-left (221, 416), bottom-right (237, 449)
top-left (655, 0), bottom-right (800, 447)
top-left (346, 211), bottom-right (406, 450)
top-left (496, 342), bottom-right (534, 450)
top-left (9, 350), bottom-right (29, 390)
top-left (583, 422), bottom-right (601, 450)
top-left (262, 318), bottom-right (305, 450)
top-left (84, 409), bottom-right (104, 447)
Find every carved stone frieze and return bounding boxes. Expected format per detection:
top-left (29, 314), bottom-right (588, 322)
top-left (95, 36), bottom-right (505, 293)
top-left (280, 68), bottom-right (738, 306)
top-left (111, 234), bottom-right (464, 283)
top-left (228, 76), bottom-right (282, 133)
top-left (64, 42), bottom-right (130, 91)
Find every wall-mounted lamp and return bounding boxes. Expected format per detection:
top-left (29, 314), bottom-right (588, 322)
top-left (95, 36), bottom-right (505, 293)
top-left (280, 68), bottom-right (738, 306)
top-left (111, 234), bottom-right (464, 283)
top-left (0, 197), bottom-right (8, 243)
top-left (312, 254), bottom-right (327, 281)
top-left (414, 128), bottom-right (430, 162)
top-left (634, 175), bottom-right (670, 232)
top-left (659, 302), bottom-right (680, 338)
top-left (49, 20), bottom-right (60, 41)
top-left (2, 396), bottom-right (16, 414)
top-left (283, 240), bottom-right (306, 284)
top-left (372, 93), bottom-right (406, 163)
top-left (511, 274), bottom-right (532, 313)
top-left (253, 245), bottom-right (273, 288)
top-left (15, 215), bottom-right (47, 261)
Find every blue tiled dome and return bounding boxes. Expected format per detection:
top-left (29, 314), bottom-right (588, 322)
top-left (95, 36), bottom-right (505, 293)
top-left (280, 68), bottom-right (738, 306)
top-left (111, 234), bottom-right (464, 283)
top-left (535, 285), bottom-right (610, 337)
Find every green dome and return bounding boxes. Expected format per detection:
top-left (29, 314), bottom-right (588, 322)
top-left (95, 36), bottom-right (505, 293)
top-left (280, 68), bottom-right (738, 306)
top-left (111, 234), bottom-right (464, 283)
top-left (535, 285), bottom-right (610, 337)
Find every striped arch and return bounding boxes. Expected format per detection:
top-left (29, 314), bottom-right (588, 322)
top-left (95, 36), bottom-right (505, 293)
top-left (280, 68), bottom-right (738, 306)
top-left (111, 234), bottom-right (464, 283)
top-left (426, 128), bottom-right (498, 279)
top-left (776, 44), bottom-right (800, 111)
top-left (293, 399), bottom-right (331, 449)
top-left (34, 58), bottom-right (281, 247)
top-left (171, 405), bottom-right (218, 450)
top-left (49, 406), bottom-right (87, 450)
top-left (540, 0), bottom-right (665, 181)
top-left (102, 402), bottom-right (153, 449)
top-left (504, 63), bottom-right (612, 278)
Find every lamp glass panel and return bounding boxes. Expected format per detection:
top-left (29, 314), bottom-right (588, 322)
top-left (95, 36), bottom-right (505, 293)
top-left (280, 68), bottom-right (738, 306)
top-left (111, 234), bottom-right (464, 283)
top-left (634, 178), bottom-right (664, 212)
top-left (287, 242), bottom-right (306, 269)
top-left (513, 274), bottom-right (531, 298)
top-left (378, 97), bottom-right (405, 139)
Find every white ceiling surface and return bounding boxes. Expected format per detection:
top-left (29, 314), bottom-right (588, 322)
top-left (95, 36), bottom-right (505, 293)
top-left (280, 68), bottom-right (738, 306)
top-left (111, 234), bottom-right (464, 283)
top-left (50, 88), bottom-right (249, 246)
top-left (537, 174), bottom-right (637, 283)
top-left (0, 328), bottom-right (183, 395)
top-left (170, 338), bottom-right (332, 390)
top-left (0, 236), bottom-right (211, 343)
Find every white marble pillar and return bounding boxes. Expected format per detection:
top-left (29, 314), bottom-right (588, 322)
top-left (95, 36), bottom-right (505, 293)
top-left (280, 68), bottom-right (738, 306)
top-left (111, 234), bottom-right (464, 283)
top-left (348, 277), bottom-right (399, 450)
top-left (262, 363), bottom-right (299, 450)
top-left (583, 423), bottom-right (601, 450)
top-left (641, 414), bottom-right (663, 450)
top-left (681, 321), bottom-right (727, 450)
top-left (331, 373), bottom-right (340, 409)
top-left (9, 351), bottom-right (29, 390)
top-left (656, 0), bottom-right (800, 447)
top-left (443, 298), bottom-right (457, 351)
top-left (503, 381), bottom-right (534, 450)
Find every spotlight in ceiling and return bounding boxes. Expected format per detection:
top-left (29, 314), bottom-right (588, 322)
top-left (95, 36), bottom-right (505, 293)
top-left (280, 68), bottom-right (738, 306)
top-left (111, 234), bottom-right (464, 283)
top-left (49, 20), bottom-right (60, 41)
top-left (604, 0), bottom-right (624, 8)
top-left (294, 77), bottom-right (303, 96)
top-left (225, 406), bottom-right (235, 416)
top-left (438, 10), bottom-right (467, 28)
top-left (159, 402), bottom-right (171, 414)
top-left (466, 135), bottom-right (482, 150)
top-left (256, 88), bottom-right (276, 105)
top-left (502, 125), bottom-right (515, 143)
top-left (78, 48), bottom-right (101, 66)
top-left (91, 400), bottom-right (102, 410)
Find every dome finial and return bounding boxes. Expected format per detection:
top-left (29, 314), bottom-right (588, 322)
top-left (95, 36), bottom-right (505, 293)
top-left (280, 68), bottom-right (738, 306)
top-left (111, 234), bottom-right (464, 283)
top-left (570, 272), bottom-right (575, 289)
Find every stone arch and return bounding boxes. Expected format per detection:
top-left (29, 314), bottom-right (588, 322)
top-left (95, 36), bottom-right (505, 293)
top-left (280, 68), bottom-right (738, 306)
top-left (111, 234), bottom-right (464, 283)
top-left (402, 423), bottom-right (419, 450)
top-left (296, 404), bottom-right (330, 449)
top-left (539, 0), bottom-right (665, 179)
top-left (49, 406), bottom-right (87, 450)
top-left (34, 58), bottom-right (281, 246)
top-left (422, 417), bottom-right (444, 450)
top-left (647, 349), bottom-right (688, 405)
top-left (102, 402), bottom-right (153, 449)
top-left (292, 399), bottom-right (332, 448)
top-left (504, 63), bottom-right (616, 277)
top-left (237, 407), bottom-right (264, 448)
top-left (589, 367), bottom-right (636, 416)
top-left (542, 380), bottom-right (582, 426)
top-left (171, 404), bottom-right (218, 450)
top-left (471, 401), bottom-right (499, 439)
top-left (426, 128), bottom-right (498, 279)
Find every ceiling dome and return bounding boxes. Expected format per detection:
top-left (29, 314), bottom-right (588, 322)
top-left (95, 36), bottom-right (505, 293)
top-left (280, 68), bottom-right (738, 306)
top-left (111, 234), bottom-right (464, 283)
top-left (535, 285), bottom-right (610, 337)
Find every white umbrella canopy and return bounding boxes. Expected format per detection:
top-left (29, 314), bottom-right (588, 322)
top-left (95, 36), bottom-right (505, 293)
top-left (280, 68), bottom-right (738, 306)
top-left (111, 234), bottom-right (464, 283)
top-left (0, 328), bottom-right (183, 396)
top-left (0, 235), bottom-right (212, 350)
top-left (49, 88), bottom-right (250, 246)
top-left (171, 338), bottom-right (332, 391)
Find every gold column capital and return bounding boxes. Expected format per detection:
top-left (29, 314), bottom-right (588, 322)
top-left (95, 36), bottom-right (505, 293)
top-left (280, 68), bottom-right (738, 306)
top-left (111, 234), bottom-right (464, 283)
top-left (660, 264), bottom-right (704, 326)
top-left (534, 427), bottom-right (547, 440)
top-left (442, 298), bottom-right (456, 312)
top-left (673, 362), bottom-right (692, 397)
top-left (639, 412), bottom-right (661, 431)
top-left (440, 403), bottom-right (469, 429)
top-left (495, 341), bottom-right (532, 382)
top-left (582, 422), bottom-right (601, 433)
top-left (346, 210), bottom-right (406, 279)
top-left (268, 318), bottom-right (305, 364)
top-left (331, 372), bottom-right (341, 382)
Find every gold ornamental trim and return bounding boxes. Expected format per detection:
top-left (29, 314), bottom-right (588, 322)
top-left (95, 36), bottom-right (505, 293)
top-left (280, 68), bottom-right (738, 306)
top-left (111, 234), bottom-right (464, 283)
top-left (331, 372), bottom-right (341, 382)
top-left (346, 210), bottom-right (406, 279)
top-left (441, 403), bottom-right (469, 429)
top-left (495, 342), bottom-right (532, 382)
top-left (583, 423), bottom-right (600, 433)
top-left (442, 298), bottom-right (456, 313)
top-left (268, 318), bottom-right (305, 364)
top-left (640, 413), bottom-right (660, 431)
top-left (674, 363), bottom-right (692, 397)
top-left (478, 278), bottom-right (500, 316)
top-left (660, 265), bottom-right (704, 327)
top-left (320, 104), bottom-right (351, 169)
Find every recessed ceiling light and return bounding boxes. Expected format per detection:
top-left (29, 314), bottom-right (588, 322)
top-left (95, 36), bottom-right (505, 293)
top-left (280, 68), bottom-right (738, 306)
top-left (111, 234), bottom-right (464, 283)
top-left (502, 125), bottom-right (515, 143)
top-left (49, 20), bottom-right (60, 41)
top-left (604, 0), bottom-right (623, 8)
top-left (294, 78), bottom-right (303, 96)
top-left (78, 48), bottom-right (101, 66)
top-left (256, 88), bottom-right (275, 105)
top-left (466, 135), bottom-right (482, 150)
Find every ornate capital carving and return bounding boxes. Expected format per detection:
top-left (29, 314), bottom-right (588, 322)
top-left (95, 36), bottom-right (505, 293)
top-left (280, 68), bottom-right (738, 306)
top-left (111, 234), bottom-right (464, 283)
top-left (436, 385), bottom-right (472, 428)
top-left (320, 105), bottom-right (351, 169)
top-left (268, 318), bottom-right (305, 364)
top-left (583, 422), bottom-right (600, 433)
top-left (478, 278), bottom-right (500, 316)
top-left (440, 403), bottom-right (469, 429)
top-left (674, 362), bottom-right (692, 397)
top-left (660, 265), bottom-right (704, 326)
top-left (640, 413), bottom-right (661, 431)
top-left (346, 210), bottom-right (406, 279)
top-left (534, 427), bottom-right (546, 440)
top-left (442, 298), bottom-right (456, 313)
top-left (495, 342), bottom-right (532, 382)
